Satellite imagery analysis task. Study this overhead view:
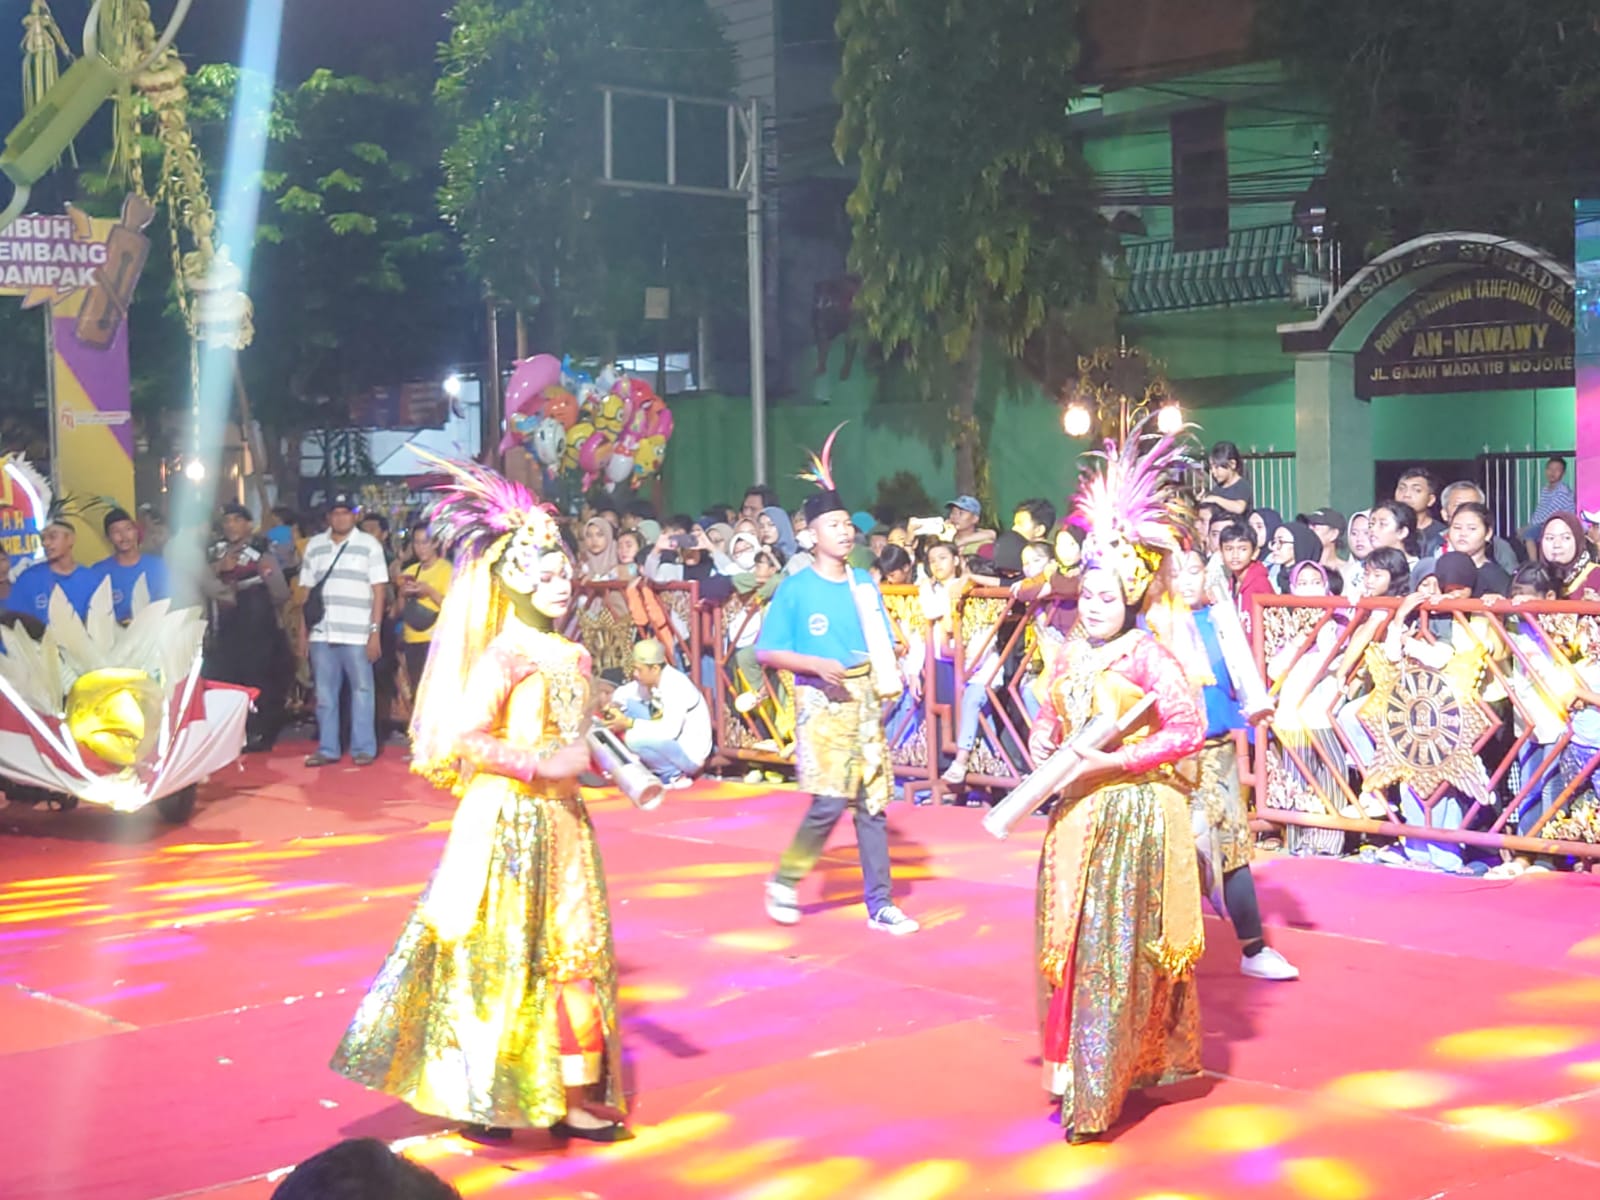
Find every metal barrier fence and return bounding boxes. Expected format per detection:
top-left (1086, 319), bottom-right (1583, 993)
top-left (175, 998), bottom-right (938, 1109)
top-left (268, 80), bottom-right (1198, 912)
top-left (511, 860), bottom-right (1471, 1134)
top-left (569, 580), bottom-right (1600, 862)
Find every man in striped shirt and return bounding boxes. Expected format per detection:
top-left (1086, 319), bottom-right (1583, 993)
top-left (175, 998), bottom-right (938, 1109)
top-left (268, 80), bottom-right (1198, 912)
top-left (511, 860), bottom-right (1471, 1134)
top-left (300, 493), bottom-right (389, 767)
top-left (1522, 455), bottom-right (1576, 557)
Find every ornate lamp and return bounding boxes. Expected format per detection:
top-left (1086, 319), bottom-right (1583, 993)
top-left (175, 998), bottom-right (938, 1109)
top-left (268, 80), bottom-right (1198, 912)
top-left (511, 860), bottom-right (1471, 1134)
top-left (1061, 337), bottom-right (1181, 443)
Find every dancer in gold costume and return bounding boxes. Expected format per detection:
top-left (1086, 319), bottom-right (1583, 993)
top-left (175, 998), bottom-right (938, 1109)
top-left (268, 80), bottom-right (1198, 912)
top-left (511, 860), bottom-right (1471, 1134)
top-left (1026, 429), bottom-right (1207, 1142)
top-left (332, 458), bottom-right (628, 1142)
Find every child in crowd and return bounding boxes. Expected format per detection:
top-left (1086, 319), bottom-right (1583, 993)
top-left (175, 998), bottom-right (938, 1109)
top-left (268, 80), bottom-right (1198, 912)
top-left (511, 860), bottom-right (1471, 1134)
top-left (616, 530), bottom-right (643, 578)
top-left (1216, 520), bottom-right (1274, 635)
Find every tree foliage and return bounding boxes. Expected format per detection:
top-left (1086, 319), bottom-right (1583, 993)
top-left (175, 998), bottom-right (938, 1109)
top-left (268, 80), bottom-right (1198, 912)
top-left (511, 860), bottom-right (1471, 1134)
top-left (176, 66), bottom-right (479, 480)
top-left (436, 0), bottom-right (741, 351)
top-left (1258, 0), bottom-right (1600, 258)
top-left (834, 0), bottom-right (1108, 494)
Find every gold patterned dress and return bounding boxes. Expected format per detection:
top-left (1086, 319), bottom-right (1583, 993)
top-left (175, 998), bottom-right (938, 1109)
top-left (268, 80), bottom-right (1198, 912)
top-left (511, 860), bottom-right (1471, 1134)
top-left (1027, 629), bottom-right (1207, 1138)
top-left (331, 623), bottom-right (624, 1128)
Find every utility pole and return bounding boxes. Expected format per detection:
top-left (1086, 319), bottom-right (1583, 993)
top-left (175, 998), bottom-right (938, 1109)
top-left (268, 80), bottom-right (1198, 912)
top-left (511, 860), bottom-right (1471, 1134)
top-left (483, 298), bottom-right (502, 468)
top-left (598, 87), bottom-right (767, 484)
top-left (744, 98), bottom-right (766, 486)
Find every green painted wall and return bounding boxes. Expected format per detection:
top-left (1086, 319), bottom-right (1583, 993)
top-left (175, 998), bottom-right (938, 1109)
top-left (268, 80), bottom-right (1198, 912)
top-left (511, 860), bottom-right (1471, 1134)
top-left (662, 342), bottom-right (1080, 519)
top-left (1370, 388), bottom-right (1578, 459)
top-left (663, 345), bottom-right (1304, 521)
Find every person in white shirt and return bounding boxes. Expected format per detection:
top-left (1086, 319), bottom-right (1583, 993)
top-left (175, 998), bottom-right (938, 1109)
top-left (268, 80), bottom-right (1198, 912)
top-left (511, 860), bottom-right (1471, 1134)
top-left (603, 639), bottom-right (710, 788)
top-left (299, 493), bottom-right (389, 767)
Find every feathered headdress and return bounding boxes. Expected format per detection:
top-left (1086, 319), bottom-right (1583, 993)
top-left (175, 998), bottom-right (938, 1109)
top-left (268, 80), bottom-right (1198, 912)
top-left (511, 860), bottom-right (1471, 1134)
top-left (798, 422), bottom-right (848, 525)
top-left (1072, 420), bottom-right (1193, 604)
top-left (407, 450), bottom-right (567, 792)
top-left (411, 448), bottom-right (563, 593)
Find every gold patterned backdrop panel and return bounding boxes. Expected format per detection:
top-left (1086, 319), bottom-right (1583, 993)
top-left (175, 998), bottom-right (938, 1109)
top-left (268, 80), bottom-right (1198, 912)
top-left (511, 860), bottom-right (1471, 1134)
top-left (959, 596), bottom-right (1009, 657)
top-left (1261, 604), bottom-right (1323, 662)
top-left (575, 601), bottom-right (633, 675)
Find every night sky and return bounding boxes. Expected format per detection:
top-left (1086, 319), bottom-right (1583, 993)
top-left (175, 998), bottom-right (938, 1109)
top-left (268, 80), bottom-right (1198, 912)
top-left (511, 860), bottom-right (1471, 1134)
top-left (1, 0), bottom-right (452, 134)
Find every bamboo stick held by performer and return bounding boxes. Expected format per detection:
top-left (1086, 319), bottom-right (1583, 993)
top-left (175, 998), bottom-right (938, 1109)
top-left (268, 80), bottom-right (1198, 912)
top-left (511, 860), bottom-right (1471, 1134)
top-left (330, 454), bottom-right (632, 1144)
top-left (982, 694), bottom-right (1155, 839)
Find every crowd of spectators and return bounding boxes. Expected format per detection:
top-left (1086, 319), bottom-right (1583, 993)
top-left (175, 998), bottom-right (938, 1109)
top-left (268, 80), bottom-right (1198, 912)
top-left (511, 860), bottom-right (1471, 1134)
top-left (1, 444), bottom-right (1595, 871)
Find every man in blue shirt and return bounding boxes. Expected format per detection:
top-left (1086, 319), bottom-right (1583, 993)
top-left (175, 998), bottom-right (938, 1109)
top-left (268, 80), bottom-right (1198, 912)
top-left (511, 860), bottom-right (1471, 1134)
top-left (4, 516), bottom-right (101, 626)
top-left (756, 482), bottom-right (918, 936)
top-left (92, 507), bottom-right (169, 623)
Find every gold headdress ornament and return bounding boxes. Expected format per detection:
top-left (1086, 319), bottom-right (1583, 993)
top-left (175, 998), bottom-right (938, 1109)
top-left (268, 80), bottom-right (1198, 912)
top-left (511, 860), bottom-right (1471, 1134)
top-left (1071, 419), bottom-right (1192, 604)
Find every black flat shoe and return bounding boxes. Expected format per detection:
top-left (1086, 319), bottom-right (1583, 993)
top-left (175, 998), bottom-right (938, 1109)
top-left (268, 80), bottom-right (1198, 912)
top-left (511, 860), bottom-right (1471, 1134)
top-left (551, 1119), bottom-right (633, 1143)
top-left (462, 1124), bottom-right (513, 1142)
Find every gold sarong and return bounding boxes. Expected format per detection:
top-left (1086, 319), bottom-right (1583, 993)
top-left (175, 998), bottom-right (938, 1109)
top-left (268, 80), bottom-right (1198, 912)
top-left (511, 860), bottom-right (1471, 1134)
top-left (792, 666), bottom-right (892, 814)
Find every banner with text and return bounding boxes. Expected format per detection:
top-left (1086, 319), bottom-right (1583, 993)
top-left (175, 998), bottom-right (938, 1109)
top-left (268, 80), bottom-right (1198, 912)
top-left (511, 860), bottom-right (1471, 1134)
top-left (0, 199), bottom-right (152, 559)
top-left (1356, 266), bottom-right (1575, 398)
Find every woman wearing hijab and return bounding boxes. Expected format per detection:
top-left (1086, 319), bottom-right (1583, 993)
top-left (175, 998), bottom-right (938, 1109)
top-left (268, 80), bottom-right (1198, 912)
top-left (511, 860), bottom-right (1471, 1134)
top-left (760, 504), bottom-right (815, 575)
top-left (1265, 521), bottom-right (1325, 593)
top-left (702, 522), bottom-right (735, 561)
top-left (1340, 510), bottom-right (1372, 599)
top-left (577, 517), bottom-right (621, 582)
top-left (758, 505), bottom-right (800, 558)
top-left (573, 516), bottom-right (631, 665)
top-left (1538, 513), bottom-right (1600, 601)
top-left (1246, 508), bottom-right (1283, 564)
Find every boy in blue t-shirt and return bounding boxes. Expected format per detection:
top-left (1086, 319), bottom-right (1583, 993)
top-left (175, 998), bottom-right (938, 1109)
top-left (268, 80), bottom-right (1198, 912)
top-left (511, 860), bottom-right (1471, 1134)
top-left (1155, 548), bottom-right (1298, 981)
top-left (756, 485), bottom-right (918, 936)
top-left (92, 507), bottom-right (170, 623)
top-left (4, 517), bottom-right (101, 626)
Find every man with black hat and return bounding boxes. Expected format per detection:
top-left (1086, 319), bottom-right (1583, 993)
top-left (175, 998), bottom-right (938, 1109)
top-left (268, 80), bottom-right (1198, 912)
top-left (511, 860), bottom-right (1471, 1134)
top-left (4, 514), bottom-right (100, 626)
top-left (203, 503), bottom-right (291, 751)
top-left (756, 470), bottom-right (919, 935)
top-left (92, 507), bottom-right (169, 623)
top-left (300, 493), bottom-right (389, 767)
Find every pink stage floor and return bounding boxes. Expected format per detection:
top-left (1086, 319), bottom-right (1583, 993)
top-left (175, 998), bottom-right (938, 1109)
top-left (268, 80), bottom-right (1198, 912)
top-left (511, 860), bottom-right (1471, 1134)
top-left (3, 748), bottom-right (1600, 1199)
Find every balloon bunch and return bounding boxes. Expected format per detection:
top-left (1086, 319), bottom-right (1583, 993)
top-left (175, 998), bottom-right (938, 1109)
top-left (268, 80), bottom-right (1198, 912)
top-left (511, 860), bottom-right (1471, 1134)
top-left (500, 354), bottom-right (675, 491)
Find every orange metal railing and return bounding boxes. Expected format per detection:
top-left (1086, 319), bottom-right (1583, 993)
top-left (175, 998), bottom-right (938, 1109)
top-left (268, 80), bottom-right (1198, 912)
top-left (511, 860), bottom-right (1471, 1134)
top-left (570, 580), bottom-right (1600, 860)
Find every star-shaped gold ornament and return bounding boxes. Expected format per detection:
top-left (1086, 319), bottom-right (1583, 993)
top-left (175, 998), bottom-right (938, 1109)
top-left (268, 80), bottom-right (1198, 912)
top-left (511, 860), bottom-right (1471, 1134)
top-left (1356, 641), bottom-right (1498, 805)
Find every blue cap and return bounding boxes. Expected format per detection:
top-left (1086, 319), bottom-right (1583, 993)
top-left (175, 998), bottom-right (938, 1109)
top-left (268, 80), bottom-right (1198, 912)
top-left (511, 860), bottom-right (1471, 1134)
top-left (945, 495), bottom-right (981, 516)
top-left (851, 510), bottom-right (875, 534)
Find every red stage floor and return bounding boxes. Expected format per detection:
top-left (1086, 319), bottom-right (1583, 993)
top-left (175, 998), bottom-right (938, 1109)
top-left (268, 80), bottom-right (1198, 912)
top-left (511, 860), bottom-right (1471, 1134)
top-left (4, 749), bottom-right (1600, 1200)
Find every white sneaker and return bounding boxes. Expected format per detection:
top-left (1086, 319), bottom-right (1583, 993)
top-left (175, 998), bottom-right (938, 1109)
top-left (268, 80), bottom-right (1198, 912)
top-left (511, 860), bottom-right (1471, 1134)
top-left (666, 776), bottom-right (694, 790)
top-left (867, 905), bottom-right (919, 935)
top-left (1240, 946), bottom-right (1299, 980)
top-left (744, 768), bottom-right (765, 784)
top-left (764, 881), bottom-right (800, 925)
top-left (734, 690), bottom-right (764, 714)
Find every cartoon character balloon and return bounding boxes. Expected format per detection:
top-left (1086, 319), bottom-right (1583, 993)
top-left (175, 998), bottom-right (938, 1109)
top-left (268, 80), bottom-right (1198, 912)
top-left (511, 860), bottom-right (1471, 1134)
top-left (499, 357), bottom-right (676, 489)
top-left (631, 435), bottom-right (666, 479)
top-left (605, 451), bottom-right (635, 486)
top-left (505, 354), bottom-right (562, 417)
top-left (531, 418), bottom-right (567, 468)
top-left (577, 430), bottom-right (614, 489)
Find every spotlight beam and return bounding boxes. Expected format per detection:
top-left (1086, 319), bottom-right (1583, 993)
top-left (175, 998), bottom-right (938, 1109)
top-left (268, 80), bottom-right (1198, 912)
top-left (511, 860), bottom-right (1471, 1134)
top-left (174, 0), bottom-right (285, 536)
